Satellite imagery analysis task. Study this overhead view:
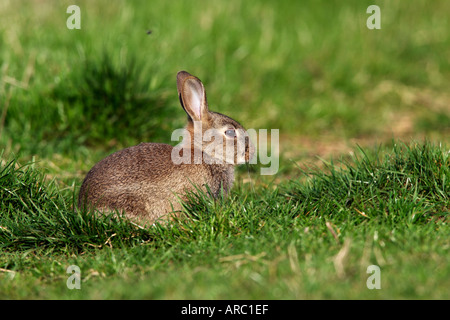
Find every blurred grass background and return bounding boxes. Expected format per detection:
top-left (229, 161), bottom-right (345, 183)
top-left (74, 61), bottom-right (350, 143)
top-left (1, 0), bottom-right (449, 184)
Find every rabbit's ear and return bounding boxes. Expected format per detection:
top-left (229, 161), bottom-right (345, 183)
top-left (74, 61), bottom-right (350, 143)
top-left (177, 71), bottom-right (209, 121)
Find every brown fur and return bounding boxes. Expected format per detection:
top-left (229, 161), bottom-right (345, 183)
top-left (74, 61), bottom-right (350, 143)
top-left (78, 71), bottom-right (253, 226)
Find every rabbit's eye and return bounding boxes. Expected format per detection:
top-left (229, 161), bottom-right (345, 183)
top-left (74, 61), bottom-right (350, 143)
top-left (225, 129), bottom-right (236, 138)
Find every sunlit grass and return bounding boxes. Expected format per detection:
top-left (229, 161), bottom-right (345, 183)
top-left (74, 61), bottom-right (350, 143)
top-left (1, 142), bottom-right (448, 298)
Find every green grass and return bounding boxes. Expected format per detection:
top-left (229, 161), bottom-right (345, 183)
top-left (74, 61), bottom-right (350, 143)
top-left (1, 142), bottom-right (449, 299)
top-left (1, 0), bottom-right (449, 159)
top-left (0, 0), bottom-right (449, 299)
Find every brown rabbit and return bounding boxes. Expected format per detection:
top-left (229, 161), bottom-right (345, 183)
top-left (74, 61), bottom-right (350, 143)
top-left (78, 71), bottom-right (254, 226)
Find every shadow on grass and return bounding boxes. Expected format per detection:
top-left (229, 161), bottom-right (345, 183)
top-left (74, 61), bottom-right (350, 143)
top-left (50, 52), bottom-right (175, 149)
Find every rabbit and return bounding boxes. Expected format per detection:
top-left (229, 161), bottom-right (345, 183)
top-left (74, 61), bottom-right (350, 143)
top-left (78, 71), bottom-right (254, 226)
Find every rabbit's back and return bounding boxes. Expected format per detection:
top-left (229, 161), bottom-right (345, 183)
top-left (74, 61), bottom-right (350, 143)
top-left (79, 143), bottom-right (174, 193)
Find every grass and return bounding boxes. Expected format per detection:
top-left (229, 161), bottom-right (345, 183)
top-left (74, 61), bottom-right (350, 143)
top-left (0, 142), bottom-right (449, 299)
top-left (0, 0), bottom-right (449, 299)
top-left (1, 0), bottom-right (449, 159)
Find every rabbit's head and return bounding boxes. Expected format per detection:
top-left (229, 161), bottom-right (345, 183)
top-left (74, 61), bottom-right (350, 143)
top-left (176, 71), bottom-right (254, 165)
